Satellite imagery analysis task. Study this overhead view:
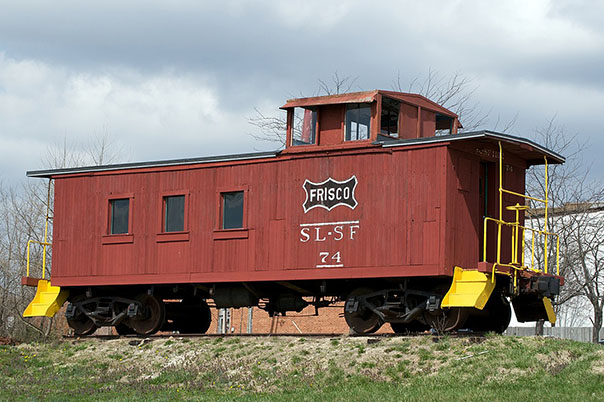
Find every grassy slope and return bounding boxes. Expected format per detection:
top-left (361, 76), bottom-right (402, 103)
top-left (1, 335), bottom-right (603, 401)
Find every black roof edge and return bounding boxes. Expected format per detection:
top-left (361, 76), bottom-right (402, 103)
top-left (27, 130), bottom-right (564, 178)
top-left (26, 150), bottom-right (279, 178)
top-left (378, 130), bottom-right (565, 164)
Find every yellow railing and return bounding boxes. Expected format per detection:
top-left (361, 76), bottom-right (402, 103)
top-left (25, 180), bottom-right (53, 280)
top-left (26, 240), bottom-right (52, 279)
top-left (482, 217), bottom-right (560, 275)
top-left (482, 142), bottom-right (560, 285)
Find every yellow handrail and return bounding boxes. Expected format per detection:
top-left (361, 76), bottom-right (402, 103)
top-left (482, 142), bottom-right (559, 283)
top-left (25, 179), bottom-right (53, 280)
top-left (482, 217), bottom-right (559, 275)
top-left (26, 239), bottom-right (52, 279)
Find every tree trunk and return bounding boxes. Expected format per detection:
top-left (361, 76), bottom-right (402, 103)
top-left (535, 319), bottom-right (545, 336)
top-left (44, 316), bottom-right (54, 338)
top-left (593, 308), bottom-right (602, 344)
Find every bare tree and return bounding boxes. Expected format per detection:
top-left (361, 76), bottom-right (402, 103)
top-left (248, 72), bottom-right (360, 148)
top-left (85, 126), bottom-right (124, 166)
top-left (248, 108), bottom-right (290, 149)
top-left (44, 129), bottom-right (124, 169)
top-left (0, 133), bottom-right (126, 340)
top-left (561, 201), bottom-right (604, 343)
top-left (392, 68), bottom-right (490, 132)
top-left (525, 116), bottom-right (604, 342)
top-left (526, 117), bottom-right (585, 302)
top-left (42, 137), bottom-right (86, 170)
top-left (0, 182), bottom-right (53, 339)
top-left (317, 71), bottom-right (358, 96)
top-left (556, 295), bottom-right (591, 327)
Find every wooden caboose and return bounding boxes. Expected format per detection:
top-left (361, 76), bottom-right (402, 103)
top-left (23, 90), bottom-right (564, 335)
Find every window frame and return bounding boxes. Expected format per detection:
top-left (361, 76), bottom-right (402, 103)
top-left (214, 186), bottom-right (249, 240)
top-left (290, 107), bottom-right (318, 146)
top-left (156, 190), bottom-right (190, 243)
top-left (102, 193), bottom-right (134, 244)
top-left (380, 97), bottom-right (400, 138)
top-left (345, 103), bottom-right (372, 142)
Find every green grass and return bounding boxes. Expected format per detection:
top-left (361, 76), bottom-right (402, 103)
top-left (0, 336), bottom-right (603, 401)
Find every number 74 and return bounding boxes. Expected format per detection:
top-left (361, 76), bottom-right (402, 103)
top-left (319, 251), bottom-right (341, 264)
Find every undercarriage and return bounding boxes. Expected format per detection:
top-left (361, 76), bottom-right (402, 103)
top-left (62, 272), bottom-right (559, 336)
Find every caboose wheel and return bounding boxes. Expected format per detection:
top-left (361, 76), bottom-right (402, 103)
top-left (66, 296), bottom-right (98, 336)
top-left (390, 321), bottom-right (430, 334)
top-left (115, 322), bottom-right (135, 335)
top-left (67, 314), bottom-right (98, 336)
top-left (423, 307), bottom-right (469, 332)
top-left (174, 298), bottom-right (212, 334)
top-left (130, 294), bottom-right (166, 336)
top-left (464, 293), bottom-right (511, 334)
top-left (344, 288), bottom-right (383, 334)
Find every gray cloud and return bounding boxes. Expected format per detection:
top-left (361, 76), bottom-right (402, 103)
top-left (0, 0), bottom-right (603, 183)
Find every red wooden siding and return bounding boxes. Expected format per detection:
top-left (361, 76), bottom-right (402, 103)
top-left (444, 144), bottom-right (528, 273)
top-left (400, 103), bottom-right (419, 139)
top-left (420, 110), bottom-right (436, 138)
top-left (50, 138), bottom-right (535, 288)
top-left (318, 104), bottom-right (344, 146)
top-left (52, 145), bottom-right (454, 287)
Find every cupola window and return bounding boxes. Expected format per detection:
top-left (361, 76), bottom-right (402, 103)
top-left (345, 104), bottom-right (371, 141)
top-left (380, 97), bottom-right (399, 138)
top-left (292, 107), bottom-right (317, 146)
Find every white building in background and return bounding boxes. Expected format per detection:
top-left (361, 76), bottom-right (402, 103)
top-left (512, 204), bottom-right (604, 329)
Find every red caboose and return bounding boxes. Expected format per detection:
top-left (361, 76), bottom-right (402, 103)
top-left (23, 90), bottom-right (563, 335)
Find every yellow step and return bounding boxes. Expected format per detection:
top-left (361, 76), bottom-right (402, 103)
top-left (23, 279), bottom-right (69, 318)
top-left (441, 266), bottom-right (495, 310)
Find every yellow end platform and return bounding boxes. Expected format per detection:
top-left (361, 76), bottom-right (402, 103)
top-left (23, 279), bottom-right (69, 318)
top-left (441, 266), bottom-right (495, 310)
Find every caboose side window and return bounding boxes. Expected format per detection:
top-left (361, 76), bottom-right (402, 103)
top-left (164, 195), bottom-right (185, 232)
top-left (292, 107), bottom-right (317, 146)
top-left (345, 104), bottom-right (371, 141)
top-left (380, 97), bottom-right (399, 138)
top-left (222, 191), bottom-right (244, 229)
top-left (110, 198), bottom-right (130, 235)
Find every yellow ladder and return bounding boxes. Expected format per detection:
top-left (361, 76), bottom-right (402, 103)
top-left (22, 180), bottom-right (69, 318)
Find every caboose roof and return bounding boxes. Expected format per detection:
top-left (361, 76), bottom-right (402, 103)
top-left (280, 89), bottom-right (459, 120)
top-left (26, 151), bottom-right (278, 178)
top-left (27, 130), bottom-right (563, 178)
top-left (380, 130), bottom-right (565, 166)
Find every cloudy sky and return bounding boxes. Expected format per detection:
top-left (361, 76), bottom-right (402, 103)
top-left (1, 0), bottom-right (603, 184)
